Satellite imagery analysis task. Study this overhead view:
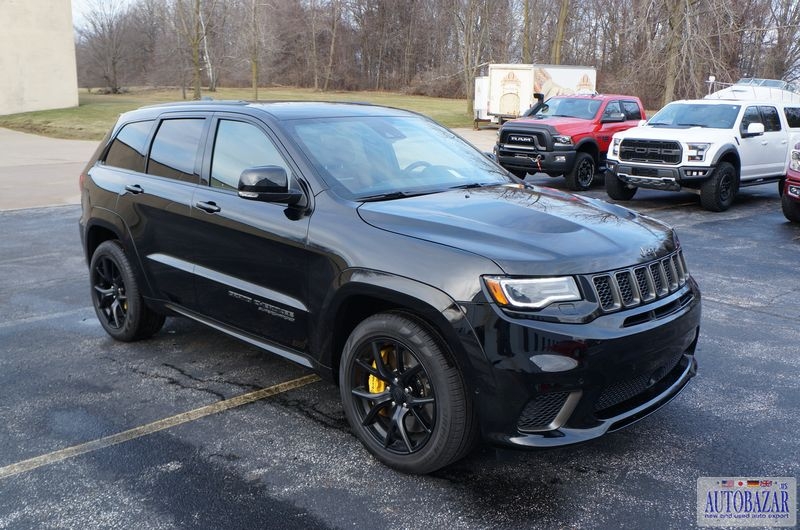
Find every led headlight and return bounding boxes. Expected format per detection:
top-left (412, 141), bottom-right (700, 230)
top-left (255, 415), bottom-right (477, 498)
top-left (484, 276), bottom-right (581, 309)
top-left (553, 135), bottom-right (573, 146)
top-left (687, 142), bottom-right (710, 162)
top-left (790, 149), bottom-right (800, 172)
top-left (611, 138), bottom-right (621, 156)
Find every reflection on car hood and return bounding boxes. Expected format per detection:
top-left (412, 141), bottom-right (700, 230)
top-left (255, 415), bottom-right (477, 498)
top-left (357, 184), bottom-right (675, 275)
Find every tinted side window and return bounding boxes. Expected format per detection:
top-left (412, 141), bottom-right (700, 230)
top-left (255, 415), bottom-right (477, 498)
top-left (602, 100), bottom-right (621, 117)
top-left (210, 120), bottom-right (290, 190)
top-left (104, 120), bottom-right (153, 172)
top-left (147, 118), bottom-right (205, 182)
top-left (759, 106), bottom-right (781, 132)
top-left (784, 107), bottom-right (800, 128)
top-left (622, 101), bottom-right (642, 120)
top-left (740, 106), bottom-right (762, 134)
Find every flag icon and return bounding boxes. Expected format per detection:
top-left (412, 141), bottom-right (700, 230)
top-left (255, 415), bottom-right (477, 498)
top-left (737, 480), bottom-right (746, 487)
top-left (721, 480), bottom-right (734, 487)
top-left (760, 480), bottom-right (773, 488)
top-left (747, 480), bottom-right (760, 487)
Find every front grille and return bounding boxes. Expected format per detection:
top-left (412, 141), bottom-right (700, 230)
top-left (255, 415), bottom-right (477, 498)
top-left (620, 139), bottom-right (681, 164)
top-left (517, 392), bottom-right (570, 432)
top-left (595, 350), bottom-right (685, 412)
top-left (589, 249), bottom-right (689, 313)
top-left (501, 130), bottom-right (549, 151)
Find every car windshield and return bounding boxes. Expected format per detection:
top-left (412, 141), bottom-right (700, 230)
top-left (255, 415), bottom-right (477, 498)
top-left (533, 97), bottom-right (602, 120)
top-left (286, 115), bottom-right (512, 200)
top-left (648, 103), bottom-right (741, 129)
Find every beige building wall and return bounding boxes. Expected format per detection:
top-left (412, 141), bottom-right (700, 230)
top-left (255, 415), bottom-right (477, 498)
top-left (0, 0), bottom-right (79, 115)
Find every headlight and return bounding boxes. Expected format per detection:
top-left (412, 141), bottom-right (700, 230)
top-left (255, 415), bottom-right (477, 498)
top-left (790, 149), bottom-right (800, 172)
top-left (687, 142), bottom-right (710, 162)
top-left (611, 138), bottom-right (621, 156)
top-left (483, 276), bottom-right (581, 309)
top-left (553, 135), bottom-right (572, 146)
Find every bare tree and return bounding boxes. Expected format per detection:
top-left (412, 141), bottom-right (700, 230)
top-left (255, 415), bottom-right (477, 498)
top-left (77, 0), bottom-right (132, 92)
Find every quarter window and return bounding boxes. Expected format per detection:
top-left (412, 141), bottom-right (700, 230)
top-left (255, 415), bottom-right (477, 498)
top-left (104, 120), bottom-right (153, 172)
top-left (147, 118), bottom-right (205, 182)
top-left (210, 120), bottom-right (290, 190)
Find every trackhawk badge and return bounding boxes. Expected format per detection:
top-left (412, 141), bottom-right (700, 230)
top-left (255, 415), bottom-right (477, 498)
top-left (640, 246), bottom-right (658, 258)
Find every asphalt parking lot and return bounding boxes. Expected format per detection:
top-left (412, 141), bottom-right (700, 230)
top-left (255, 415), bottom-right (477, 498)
top-left (0, 128), bottom-right (798, 528)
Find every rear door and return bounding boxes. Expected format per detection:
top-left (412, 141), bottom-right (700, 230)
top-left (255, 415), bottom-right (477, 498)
top-left (189, 114), bottom-right (312, 354)
top-left (109, 114), bottom-right (209, 306)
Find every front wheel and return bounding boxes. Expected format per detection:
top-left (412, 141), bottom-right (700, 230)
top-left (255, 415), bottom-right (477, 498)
top-left (782, 193), bottom-right (800, 223)
top-left (89, 240), bottom-right (165, 341)
top-left (339, 313), bottom-right (476, 474)
top-left (700, 162), bottom-right (738, 212)
top-left (605, 172), bottom-right (637, 200)
top-left (565, 152), bottom-right (596, 191)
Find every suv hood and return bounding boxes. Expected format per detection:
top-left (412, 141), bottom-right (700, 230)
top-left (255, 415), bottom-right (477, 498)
top-left (357, 185), bottom-right (675, 275)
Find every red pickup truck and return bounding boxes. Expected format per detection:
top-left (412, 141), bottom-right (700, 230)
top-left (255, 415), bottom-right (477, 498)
top-left (494, 94), bottom-right (646, 190)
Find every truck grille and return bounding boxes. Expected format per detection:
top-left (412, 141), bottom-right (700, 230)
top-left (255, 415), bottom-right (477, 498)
top-left (589, 249), bottom-right (688, 313)
top-left (501, 130), bottom-right (549, 151)
top-left (619, 139), bottom-right (681, 164)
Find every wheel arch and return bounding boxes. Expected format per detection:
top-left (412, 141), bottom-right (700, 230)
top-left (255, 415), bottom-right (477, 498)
top-left (711, 146), bottom-right (741, 176)
top-left (316, 270), bottom-right (489, 395)
top-left (574, 138), bottom-right (600, 161)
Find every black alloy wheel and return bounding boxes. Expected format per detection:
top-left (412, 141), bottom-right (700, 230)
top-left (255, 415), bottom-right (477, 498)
top-left (566, 152), bottom-right (596, 191)
top-left (782, 192), bottom-right (800, 222)
top-left (339, 313), bottom-right (476, 474)
top-left (89, 240), bottom-right (165, 341)
top-left (700, 161), bottom-right (738, 212)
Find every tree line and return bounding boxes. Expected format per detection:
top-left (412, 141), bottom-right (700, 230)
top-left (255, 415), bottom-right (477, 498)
top-left (76, 0), bottom-right (800, 111)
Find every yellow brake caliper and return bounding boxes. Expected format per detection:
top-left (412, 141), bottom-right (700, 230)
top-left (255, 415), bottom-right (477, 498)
top-left (368, 346), bottom-right (391, 394)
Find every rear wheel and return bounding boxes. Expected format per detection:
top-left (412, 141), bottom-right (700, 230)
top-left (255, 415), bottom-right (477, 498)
top-left (605, 172), bottom-right (637, 200)
top-left (782, 193), bottom-right (800, 222)
top-left (339, 312), bottom-right (476, 474)
top-left (89, 240), bottom-right (165, 341)
top-left (700, 161), bottom-right (738, 212)
top-left (565, 152), bottom-right (595, 191)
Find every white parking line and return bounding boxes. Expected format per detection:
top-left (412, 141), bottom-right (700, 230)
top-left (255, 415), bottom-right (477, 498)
top-left (0, 373), bottom-right (321, 480)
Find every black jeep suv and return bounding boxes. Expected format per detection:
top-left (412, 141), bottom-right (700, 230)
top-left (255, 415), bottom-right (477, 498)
top-left (80, 101), bottom-right (701, 474)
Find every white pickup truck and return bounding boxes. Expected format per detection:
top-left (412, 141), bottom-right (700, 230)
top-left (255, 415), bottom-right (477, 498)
top-left (605, 97), bottom-right (800, 211)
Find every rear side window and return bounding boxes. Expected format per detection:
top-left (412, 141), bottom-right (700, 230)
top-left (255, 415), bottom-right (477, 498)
top-left (622, 101), bottom-right (642, 120)
top-left (759, 106), bottom-right (781, 132)
top-left (210, 120), bottom-right (290, 190)
top-left (104, 120), bottom-right (153, 172)
top-left (147, 118), bottom-right (205, 182)
top-left (784, 107), bottom-right (800, 128)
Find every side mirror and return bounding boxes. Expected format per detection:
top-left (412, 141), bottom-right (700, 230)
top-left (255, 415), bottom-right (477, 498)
top-left (742, 122), bottom-right (765, 138)
top-left (238, 166), bottom-right (303, 205)
top-left (601, 112), bottom-right (626, 123)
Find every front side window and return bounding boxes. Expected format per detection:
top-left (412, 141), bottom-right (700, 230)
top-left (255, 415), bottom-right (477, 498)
top-left (104, 120), bottom-right (154, 172)
top-left (147, 118), bottom-right (205, 182)
top-left (210, 120), bottom-right (290, 190)
top-left (602, 101), bottom-right (621, 118)
top-left (740, 106), bottom-right (763, 135)
top-left (622, 101), bottom-right (642, 121)
top-left (759, 106), bottom-right (781, 132)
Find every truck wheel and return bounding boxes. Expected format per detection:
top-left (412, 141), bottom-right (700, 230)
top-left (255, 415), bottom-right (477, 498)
top-left (782, 193), bottom-right (800, 222)
top-left (605, 172), bottom-right (637, 200)
top-left (700, 162), bottom-right (738, 212)
top-left (565, 152), bottom-right (595, 191)
top-left (778, 177), bottom-right (785, 197)
top-left (339, 312), bottom-right (477, 474)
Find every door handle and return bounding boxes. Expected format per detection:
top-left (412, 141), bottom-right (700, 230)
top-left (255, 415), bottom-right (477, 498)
top-left (124, 184), bottom-right (144, 194)
top-left (195, 201), bottom-right (221, 214)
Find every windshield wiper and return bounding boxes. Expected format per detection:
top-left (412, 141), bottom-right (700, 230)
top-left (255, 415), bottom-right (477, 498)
top-left (676, 123), bottom-right (707, 128)
top-left (358, 190), bottom-right (432, 202)
top-left (448, 182), bottom-right (492, 190)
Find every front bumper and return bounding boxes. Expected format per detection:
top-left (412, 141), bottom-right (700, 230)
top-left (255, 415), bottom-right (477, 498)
top-left (462, 278), bottom-right (701, 448)
top-left (608, 160), bottom-right (713, 190)
top-left (496, 146), bottom-right (576, 177)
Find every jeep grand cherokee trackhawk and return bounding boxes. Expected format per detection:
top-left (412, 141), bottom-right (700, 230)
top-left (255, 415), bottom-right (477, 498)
top-left (79, 101), bottom-right (701, 474)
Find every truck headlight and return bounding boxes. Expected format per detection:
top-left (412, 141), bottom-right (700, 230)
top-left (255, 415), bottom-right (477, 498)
top-left (687, 142), bottom-right (710, 162)
top-left (483, 276), bottom-right (581, 309)
top-left (611, 138), bottom-right (621, 156)
top-left (553, 135), bottom-right (572, 146)
top-left (790, 149), bottom-right (800, 172)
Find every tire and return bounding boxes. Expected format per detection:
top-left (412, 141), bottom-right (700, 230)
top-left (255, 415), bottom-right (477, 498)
top-left (89, 240), bottom-right (165, 342)
top-left (605, 171), bottom-right (637, 201)
top-left (339, 312), bottom-right (477, 474)
top-left (564, 152), bottom-right (596, 191)
top-left (778, 177), bottom-right (785, 197)
top-left (510, 169), bottom-right (528, 179)
top-left (782, 192), bottom-right (800, 223)
top-left (700, 161), bottom-right (738, 212)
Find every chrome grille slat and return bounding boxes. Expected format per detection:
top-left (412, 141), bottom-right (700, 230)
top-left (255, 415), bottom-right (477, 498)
top-left (588, 249), bottom-right (689, 314)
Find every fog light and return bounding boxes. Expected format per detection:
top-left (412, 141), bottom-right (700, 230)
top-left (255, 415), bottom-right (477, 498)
top-left (789, 185), bottom-right (800, 198)
top-left (555, 155), bottom-right (566, 163)
top-left (529, 354), bottom-right (579, 372)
